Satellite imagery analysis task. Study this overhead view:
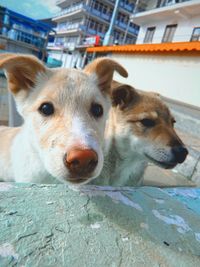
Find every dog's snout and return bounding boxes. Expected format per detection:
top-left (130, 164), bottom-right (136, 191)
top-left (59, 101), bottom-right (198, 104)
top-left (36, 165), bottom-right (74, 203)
top-left (172, 146), bottom-right (188, 164)
top-left (64, 149), bottom-right (98, 176)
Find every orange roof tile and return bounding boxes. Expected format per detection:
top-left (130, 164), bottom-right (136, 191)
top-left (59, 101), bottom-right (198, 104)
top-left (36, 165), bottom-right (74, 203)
top-left (87, 42), bottom-right (200, 54)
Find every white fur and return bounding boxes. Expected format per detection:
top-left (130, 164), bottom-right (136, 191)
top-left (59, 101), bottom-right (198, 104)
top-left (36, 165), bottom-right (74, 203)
top-left (0, 62), bottom-right (112, 185)
top-left (91, 116), bottom-right (148, 186)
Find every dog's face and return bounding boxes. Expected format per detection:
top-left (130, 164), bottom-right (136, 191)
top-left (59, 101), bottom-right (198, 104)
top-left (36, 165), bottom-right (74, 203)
top-left (0, 54), bottom-right (128, 184)
top-left (111, 82), bottom-right (188, 169)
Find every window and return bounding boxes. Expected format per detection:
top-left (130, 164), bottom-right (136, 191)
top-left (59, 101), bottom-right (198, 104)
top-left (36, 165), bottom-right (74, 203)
top-left (162, 24), bottom-right (177, 43)
top-left (143, 27), bottom-right (155, 43)
top-left (190, 27), bottom-right (200, 41)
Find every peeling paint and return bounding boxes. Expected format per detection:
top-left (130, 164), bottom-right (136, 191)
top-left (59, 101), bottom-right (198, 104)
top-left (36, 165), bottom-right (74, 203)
top-left (195, 233), bottom-right (200, 243)
top-left (167, 189), bottom-right (200, 199)
top-left (0, 183), bottom-right (13, 192)
top-left (122, 237), bottom-right (129, 242)
top-left (154, 199), bottom-right (165, 204)
top-left (79, 186), bottom-right (143, 211)
top-left (152, 210), bottom-right (191, 234)
top-left (46, 201), bottom-right (54, 205)
top-left (140, 223), bottom-right (149, 230)
top-left (106, 191), bottom-right (143, 211)
top-left (0, 243), bottom-right (18, 259)
top-left (90, 223), bottom-right (101, 229)
top-left (1, 183), bottom-right (200, 263)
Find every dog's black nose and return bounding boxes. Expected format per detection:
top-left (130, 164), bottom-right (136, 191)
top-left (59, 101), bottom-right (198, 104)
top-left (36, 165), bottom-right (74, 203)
top-left (172, 146), bottom-right (188, 163)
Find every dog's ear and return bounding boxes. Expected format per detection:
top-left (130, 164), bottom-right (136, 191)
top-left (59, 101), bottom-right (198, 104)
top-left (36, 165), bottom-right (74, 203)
top-left (111, 81), bottom-right (139, 110)
top-left (84, 57), bottom-right (128, 93)
top-left (0, 53), bottom-right (46, 95)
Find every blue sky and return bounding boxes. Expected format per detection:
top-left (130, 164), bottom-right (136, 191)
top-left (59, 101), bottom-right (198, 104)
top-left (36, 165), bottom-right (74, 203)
top-left (0, 0), bottom-right (60, 19)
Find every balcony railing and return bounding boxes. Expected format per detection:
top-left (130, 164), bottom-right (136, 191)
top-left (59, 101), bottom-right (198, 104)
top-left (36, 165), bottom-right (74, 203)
top-left (135, 0), bottom-right (192, 13)
top-left (119, 1), bottom-right (134, 12)
top-left (54, 3), bottom-right (85, 18)
top-left (56, 21), bottom-right (84, 33)
top-left (1, 25), bottom-right (47, 48)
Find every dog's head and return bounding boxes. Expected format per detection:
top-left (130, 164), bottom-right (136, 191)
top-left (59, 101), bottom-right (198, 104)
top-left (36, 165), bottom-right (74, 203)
top-left (111, 81), bottom-right (188, 169)
top-left (0, 54), bottom-right (128, 184)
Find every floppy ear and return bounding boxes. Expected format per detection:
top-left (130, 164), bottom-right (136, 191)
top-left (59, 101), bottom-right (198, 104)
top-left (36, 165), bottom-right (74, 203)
top-left (111, 81), bottom-right (139, 110)
top-left (0, 53), bottom-right (46, 95)
top-left (84, 57), bottom-right (128, 94)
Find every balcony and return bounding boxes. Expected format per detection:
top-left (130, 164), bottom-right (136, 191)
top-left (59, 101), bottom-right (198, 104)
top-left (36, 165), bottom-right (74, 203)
top-left (1, 26), bottom-right (47, 49)
top-left (133, 0), bottom-right (200, 25)
top-left (86, 6), bottom-right (111, 22)
top-left (53, 3), bottom-right (86, 21)
top-left (135, 0), bottom-right (192, 13)
top-left (116, 20), bottom-right (127, 30)
top-left (56, 0), bottom-right (72, 9)
top-left (55, 21), bottom-right (84, 35)
top-left (128, 26), bottom-right (140, 36)
top-left (54, 3), bottom-right (112, 24)
top-left (119, 1), bottom-right (134, 12)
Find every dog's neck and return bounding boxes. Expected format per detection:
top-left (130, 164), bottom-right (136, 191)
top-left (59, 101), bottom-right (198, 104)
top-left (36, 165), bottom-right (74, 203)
top-left (92, 108), bottom-right (148, 186)
top-left (10, 124), bottom-right (56, 183)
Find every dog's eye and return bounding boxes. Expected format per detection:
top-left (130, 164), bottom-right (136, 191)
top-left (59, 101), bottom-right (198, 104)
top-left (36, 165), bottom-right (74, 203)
top-left (172, 118), bottom-right (176, 124)
top-left (90, 103), bottom-right (103, 118)
top-left (39, 102), bottom-right (54, 116)
top-left (140, 119), bottom-right (155, 127)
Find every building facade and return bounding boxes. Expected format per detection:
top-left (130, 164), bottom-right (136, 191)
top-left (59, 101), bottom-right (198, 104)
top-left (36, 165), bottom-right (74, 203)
top-left (86, 0), bottom-right (200, 108)
top-left (133, 0), bottom-right (200, 44)
top-left (0, 6), bottom-right (53, 58)
top-left (48, 0), bottom-right (140, 68)
top-left (87, 42), bottom-right (200, 108)
top-left (0, 6), bottom-right (54, 127)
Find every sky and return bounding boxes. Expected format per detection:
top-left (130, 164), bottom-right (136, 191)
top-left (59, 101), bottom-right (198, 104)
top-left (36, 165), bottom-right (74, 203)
top-left (0, 0), bottom-right (60, 19)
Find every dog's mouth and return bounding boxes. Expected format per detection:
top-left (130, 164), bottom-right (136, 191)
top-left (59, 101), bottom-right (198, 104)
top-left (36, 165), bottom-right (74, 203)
top-left (67, 179), bottom-right (88, 184)
top-left (144, 153), bottom-right (177, 169)
top-left (67, 176), bottom-right (91, 184)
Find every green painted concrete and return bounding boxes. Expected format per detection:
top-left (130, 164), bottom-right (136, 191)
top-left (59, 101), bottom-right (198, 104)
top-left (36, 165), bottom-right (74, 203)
top-left (0, 183), bottom-right (200, 267)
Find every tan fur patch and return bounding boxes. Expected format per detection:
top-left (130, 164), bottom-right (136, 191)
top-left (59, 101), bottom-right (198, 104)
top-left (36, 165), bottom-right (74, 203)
top-left (113, 83), bottom-right (184, 148)
top-left (0, 54), bottom-right (45, 94)
top-left (129, 93), bottom-right (184, 146)
top-left (0, 126), bottom-right (20, 163)
top-left (84, 57), bottom-right (128, 93)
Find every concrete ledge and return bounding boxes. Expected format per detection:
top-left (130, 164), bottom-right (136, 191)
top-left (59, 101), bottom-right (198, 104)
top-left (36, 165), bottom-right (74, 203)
top-left (0, 183), bottom-right (200, 266)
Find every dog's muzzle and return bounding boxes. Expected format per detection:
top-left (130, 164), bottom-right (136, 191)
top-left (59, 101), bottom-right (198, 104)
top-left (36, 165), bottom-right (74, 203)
top-left (63, 148), bottom-right (98, 183)
top-left (145, 145), bottom-right (188, 169)
top-left (171, 146), bottom-right (188, 164)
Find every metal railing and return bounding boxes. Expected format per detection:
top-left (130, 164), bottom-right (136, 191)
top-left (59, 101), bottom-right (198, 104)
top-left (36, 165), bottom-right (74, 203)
top-left (1, 25), bottom-right (47, 49)
top-left (55, 3), bottom-right (84, 18)
top-left (135, 0), bottom-right (193, 13)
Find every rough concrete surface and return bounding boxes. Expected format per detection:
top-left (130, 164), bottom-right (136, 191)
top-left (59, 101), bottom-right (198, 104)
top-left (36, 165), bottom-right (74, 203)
top-left (0, 183), bottom-right (200, 267)
top-left (167, 101), bottom-right (200, 184)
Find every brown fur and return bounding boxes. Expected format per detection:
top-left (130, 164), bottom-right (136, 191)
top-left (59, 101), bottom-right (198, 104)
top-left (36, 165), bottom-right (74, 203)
top-left (90, 82), bottom-right (188, 186)
top-left (0, 54), bottom-right (45, 94)
top-left (123, 90), bottom-right (182, 147)
top-left (84, 57), bottom-right (128, 93)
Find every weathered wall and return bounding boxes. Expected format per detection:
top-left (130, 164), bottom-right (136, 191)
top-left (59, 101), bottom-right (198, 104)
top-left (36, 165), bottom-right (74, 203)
top-left (112, 53), bottom-right (200, 107)
top-left (0, 183), bottom-right (200, 267)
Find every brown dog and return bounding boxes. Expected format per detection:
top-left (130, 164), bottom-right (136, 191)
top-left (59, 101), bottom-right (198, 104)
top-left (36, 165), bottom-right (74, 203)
top-left (92, 81), bottom-right (188, 186)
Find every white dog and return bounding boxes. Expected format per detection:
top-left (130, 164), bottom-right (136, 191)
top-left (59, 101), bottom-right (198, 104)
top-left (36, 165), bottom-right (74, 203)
top-left (91, 81), bottom-right (188, 186)
top-left (0, 54), bottom-right (128, 184)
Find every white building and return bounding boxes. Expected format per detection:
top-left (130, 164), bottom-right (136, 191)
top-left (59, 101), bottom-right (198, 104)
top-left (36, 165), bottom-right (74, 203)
top-left (134, 0), bottom-right (200, 44)
top-left (48, 0), bottom-right (140, 68)
top-left (87, 0), bottom-right (200, 108)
